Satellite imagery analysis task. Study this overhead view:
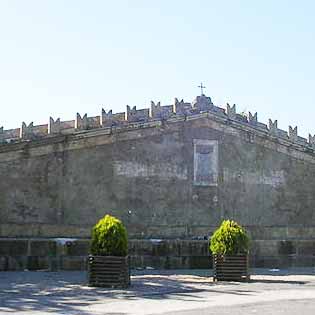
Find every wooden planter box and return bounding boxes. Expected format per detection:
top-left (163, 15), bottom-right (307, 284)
top-left (88, 255), bottom-right (130, 288)
top-left (213, 254), bottom-right (250, 282)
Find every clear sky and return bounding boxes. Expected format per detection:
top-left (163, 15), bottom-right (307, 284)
top-left (1, 0), bottom-right (315, 137)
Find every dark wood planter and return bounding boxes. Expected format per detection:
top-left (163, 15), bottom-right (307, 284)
top-left (213, 254), bottom-right (250, 282)
top-left (88, 255), bottom-right (130, 288)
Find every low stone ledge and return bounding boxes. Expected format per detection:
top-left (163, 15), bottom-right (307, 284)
top-left (0, 238), bottom-right (314, 271)
top-left (0, 240), bottom-right (28, 256)
top-left (30, 240), bottom-right (57, 257)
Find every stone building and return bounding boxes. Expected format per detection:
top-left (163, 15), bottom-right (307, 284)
top-left (0, 93), bottom-right (315, 270)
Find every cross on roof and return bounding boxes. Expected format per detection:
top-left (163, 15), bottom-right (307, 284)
top-left (198, 82), bottom-right (206, 95)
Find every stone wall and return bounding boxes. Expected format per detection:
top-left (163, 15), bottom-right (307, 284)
top-left (1, 238), bottom-right (314, 271)
top-left (1, 94), bottom-right (315, 269)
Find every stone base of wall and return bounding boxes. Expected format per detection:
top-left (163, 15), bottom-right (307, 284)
top-left (0, 238), bottom-right (315, 271)
top-left (2, 224), bottom-right (315, 240)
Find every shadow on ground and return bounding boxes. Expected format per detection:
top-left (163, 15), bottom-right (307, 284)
top-left (0, 271), bottom-right (243, 314)
top-left (0, 269), bottom-right (313, 314)
top-left (249, 279), bottom-right (307, 284)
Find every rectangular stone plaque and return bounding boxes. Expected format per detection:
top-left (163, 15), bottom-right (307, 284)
top-left (193, 139), bottom-right (218, 186)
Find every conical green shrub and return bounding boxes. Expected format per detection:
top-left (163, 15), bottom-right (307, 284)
top-left (90, 214), bottom-right (128, 256)
top-left (210, 220), bottom-right (249, 255)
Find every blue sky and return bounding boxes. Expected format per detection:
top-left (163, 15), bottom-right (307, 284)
top-left (0, 0), bottom-right (315, 137)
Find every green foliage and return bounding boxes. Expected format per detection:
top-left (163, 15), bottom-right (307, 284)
top-left (210, 220), bottom-right (249, 255)
top-left (90, 214), bottom-right (128, 256)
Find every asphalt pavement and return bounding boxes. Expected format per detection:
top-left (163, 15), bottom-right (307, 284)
top-left (0, 268), bottom-right (314, 315)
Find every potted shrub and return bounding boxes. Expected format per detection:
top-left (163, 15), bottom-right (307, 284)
top-left (210, 220), bottom-right (250, 282)
top-left (88, 214), bottom-right (130, 288)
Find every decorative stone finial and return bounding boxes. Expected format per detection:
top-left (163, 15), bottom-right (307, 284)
top-left (309, 134), bottom-right (315, 148)
top-left (75, 113), bottom-right (88, 130)
top-left (101, 109), bottom-right (113, 127)
top-left (20, 122), bottom-right (34, 139)
top-left (226, 103), bottom-right (236, 119)
top-left (48, 117), bottom-right (61, 134)
top-left (289, 126), bottom-right (298, 142)
top-left (268, 119), bottom-right (278, 135)
top-left (248, 112), bottom-right (258, 125)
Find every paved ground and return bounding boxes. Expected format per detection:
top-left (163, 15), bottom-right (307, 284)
top-left (0, 268), bottom-right (315, 314)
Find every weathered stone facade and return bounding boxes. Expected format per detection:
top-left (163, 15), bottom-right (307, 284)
top-left (0, 94), bottom-right (315, 269)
